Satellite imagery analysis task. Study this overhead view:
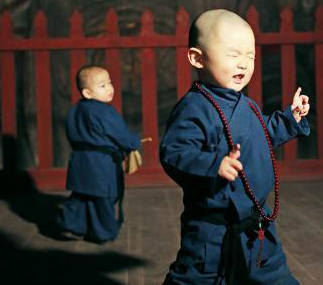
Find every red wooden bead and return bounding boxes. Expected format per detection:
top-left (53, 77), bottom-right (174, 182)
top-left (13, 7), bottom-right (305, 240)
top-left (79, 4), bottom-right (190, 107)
top-left (195, 82), bottom-right (280, 223)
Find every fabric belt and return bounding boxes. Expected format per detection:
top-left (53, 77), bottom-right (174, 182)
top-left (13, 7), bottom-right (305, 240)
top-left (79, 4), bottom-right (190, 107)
top-left (183, 206), bottom-right (266, 285)
top-left (72, 143), bottom-right (123, 162)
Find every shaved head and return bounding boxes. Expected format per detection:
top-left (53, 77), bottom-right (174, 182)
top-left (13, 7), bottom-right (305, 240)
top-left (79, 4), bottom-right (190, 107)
top-left (188, 9), bottom-right (252, 50)
top-left (187, 9), bottom-right (255, 91)
top-left (76, 65), bottom-right (106, 93)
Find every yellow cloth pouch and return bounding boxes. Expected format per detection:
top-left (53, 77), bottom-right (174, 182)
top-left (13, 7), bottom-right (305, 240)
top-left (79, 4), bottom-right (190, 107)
top-left (126, 150), bottom-right (142, 174)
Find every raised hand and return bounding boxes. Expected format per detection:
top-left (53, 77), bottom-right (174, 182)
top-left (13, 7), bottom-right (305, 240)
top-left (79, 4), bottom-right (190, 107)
top-left (218, 144), bottom-right (243, 181)
top-left (291, 87), bottom-right (310, 123)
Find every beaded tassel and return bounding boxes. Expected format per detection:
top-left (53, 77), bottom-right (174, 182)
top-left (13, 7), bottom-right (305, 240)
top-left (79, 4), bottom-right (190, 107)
top-left (257, 220), bottom-right (265, 268)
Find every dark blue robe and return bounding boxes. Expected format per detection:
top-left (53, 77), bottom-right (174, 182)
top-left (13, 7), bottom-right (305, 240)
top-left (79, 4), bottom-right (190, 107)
top-left (57, 98), bottom-right (140, 242)
top-left (160, 83), bottom-right (310, 285)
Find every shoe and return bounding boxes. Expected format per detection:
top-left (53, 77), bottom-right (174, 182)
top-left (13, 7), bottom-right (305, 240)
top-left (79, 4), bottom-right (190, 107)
top-left (59, 230), bottom-right (84, 241)
top-left (83, 235), bottom-right (111, 245)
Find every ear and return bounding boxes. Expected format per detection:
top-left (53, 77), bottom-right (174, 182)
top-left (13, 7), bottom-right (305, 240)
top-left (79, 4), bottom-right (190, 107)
top-left (82, 88), bottom-right (92, 99)
top-left (188, 47), bottom-right (204, 69)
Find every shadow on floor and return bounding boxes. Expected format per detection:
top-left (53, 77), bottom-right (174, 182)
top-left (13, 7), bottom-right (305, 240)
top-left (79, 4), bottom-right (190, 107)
top-left (0, 188), bottom-right (68, 238)
top-left (0, 230), bottom-right (148, 285)
top-left (0, 134), bottom-right (67, 239)
top-left (0, 136), bottom-right (150, 284)
top-left (0, 135), bottom-right (38, 192)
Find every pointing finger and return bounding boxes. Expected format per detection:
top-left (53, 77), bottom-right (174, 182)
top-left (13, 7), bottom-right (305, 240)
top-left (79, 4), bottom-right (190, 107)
top-left (294, 87), bottom-right (302, 98)
top-left (292, 87), bottom-right (302, 104)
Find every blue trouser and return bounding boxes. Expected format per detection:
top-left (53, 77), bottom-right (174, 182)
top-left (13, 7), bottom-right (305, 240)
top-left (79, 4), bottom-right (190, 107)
top-left (162, 220), bottom-right (299, 285)
top-left (56, 192), bottom-right (120, 241)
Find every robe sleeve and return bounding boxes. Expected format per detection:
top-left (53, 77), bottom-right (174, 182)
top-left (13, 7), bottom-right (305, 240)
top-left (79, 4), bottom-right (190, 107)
top-left (160, 98), bottom-right (224, 178)
top-left (261, 105), bottom-right (310, 149)
top-left (90, 106), bottom-right (140, 152)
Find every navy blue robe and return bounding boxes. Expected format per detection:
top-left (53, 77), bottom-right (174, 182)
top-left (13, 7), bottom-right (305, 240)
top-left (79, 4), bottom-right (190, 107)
top-left (57, 98), bottom-right (140, 242)
top-left (66, 99), bottom-right (140, 198)
top-left (160, 83), bottom-right (309, 285)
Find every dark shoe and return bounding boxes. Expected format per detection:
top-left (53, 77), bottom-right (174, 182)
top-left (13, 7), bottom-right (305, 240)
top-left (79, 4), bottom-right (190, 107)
top-left (58, 230), bottom-right (84, 241)
top-left (83, 235), bottom-right (111, 245)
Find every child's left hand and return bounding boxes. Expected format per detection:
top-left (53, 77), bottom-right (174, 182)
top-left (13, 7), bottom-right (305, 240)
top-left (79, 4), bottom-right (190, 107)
top-left (291, 87), bottom-right (310, 123)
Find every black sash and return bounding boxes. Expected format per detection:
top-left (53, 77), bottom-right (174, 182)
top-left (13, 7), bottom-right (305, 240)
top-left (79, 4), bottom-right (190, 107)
top-left (71, 142), bottom-right (124, 162)
top-left (183, 206), bottom-right (265, 285)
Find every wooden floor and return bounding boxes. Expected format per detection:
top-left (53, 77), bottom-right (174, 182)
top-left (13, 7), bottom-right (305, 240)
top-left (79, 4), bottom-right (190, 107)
top-left (0, 181), bottom-right (323, 285)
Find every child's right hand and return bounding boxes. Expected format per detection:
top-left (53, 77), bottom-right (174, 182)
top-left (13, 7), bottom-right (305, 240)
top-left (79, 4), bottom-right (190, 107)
top-left (218, 144), bottom-right (243, 181)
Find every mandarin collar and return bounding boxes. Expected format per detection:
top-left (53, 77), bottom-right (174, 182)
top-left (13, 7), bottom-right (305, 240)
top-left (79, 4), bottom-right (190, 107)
top-left (80, 98), bottom-right (108, 105)
top-left (198, 81), bottom-right (242, 107)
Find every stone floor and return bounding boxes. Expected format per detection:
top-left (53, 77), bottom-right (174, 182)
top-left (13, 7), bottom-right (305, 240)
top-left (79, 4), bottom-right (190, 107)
top-left (0, 181), bottom-right (323, 285)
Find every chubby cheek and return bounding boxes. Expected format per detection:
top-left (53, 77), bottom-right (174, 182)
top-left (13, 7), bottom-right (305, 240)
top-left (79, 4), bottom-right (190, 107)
top-left (245, 69), bottom-right (254, 85)
top-left (106, 92), bottom-right (114, 102)
top-left (208, 63), bottom-right (228, 80)
top-left (220, 61), bottom-right (236, 78)
top-left (219, 67), bottom-right (235, 85)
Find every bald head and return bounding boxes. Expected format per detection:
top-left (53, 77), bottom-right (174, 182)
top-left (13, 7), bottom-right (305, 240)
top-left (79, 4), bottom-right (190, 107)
top-left (76, 65), bottom-right (106, 93)
top-left (188, 9), bottom-right (252, 50)
top-left (187, 9), bottom-right (255, 91)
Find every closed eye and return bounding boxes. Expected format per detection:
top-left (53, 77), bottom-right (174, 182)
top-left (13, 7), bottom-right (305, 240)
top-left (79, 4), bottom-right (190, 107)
top-left (227, 54), bottom-right (239, 58)
top-left (247, 53), bottom-right (255, 60)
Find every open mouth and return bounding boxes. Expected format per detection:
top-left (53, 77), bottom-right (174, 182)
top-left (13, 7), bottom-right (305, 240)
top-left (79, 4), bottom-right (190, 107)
top-left (233, 74), bottom-right (245, 83)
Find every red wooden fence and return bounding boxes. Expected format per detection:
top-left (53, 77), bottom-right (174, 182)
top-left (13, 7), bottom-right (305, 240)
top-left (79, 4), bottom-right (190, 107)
top-left (0, 6), bottom-right (323, 191)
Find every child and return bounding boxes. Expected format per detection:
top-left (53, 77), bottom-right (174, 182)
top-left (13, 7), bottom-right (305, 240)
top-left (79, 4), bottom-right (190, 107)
top-left (160, 9), bottom-right (310, 285)
top-left (56, 65), bottom-right (140, 243)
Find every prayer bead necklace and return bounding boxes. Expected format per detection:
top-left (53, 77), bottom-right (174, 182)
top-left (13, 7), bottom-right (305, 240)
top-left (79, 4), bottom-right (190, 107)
top-left (195, 82), bottom-right (280, 223)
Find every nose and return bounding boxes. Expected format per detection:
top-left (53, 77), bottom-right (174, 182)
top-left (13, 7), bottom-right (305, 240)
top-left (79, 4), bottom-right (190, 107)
top-left (237, 58), bottom-right (247, 70)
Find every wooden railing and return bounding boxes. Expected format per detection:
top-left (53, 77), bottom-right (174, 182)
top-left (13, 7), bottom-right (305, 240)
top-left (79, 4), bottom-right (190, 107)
top-left (0, 6), bottom-right (323, 190)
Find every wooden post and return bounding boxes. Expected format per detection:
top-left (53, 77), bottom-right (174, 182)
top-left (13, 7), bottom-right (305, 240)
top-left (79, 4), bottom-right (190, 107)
top-left (0, 12), bottom-right (16, 136)
top-left (140, 10), bottom-right (159, 167)
top-left (247, 5), bottom-right (263, 108)
top-left (176, 7), bottom-right (191, 100)
top-left (34, 11), bottom-right (53, 169)
top-left (105, 9), bottom-right (122, 113)
top-left (70, 10), bottom-right (86, 104)
top-left (315, 7), bottom-right (323, 160)
top-left (280, 7), bottom-right (297, 161)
